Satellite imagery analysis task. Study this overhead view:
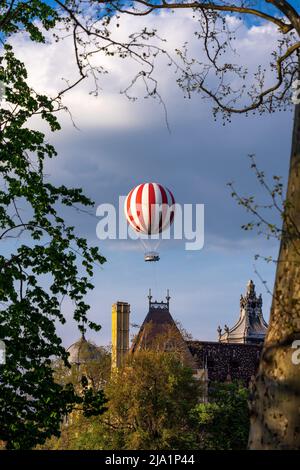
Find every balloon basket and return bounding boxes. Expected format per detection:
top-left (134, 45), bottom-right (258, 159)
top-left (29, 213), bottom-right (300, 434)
top-left (144, 252), bottom-right (160, 262)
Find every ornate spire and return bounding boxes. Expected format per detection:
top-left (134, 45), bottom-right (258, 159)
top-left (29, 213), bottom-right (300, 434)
top-left (219, 280), bottom-right (268, 344)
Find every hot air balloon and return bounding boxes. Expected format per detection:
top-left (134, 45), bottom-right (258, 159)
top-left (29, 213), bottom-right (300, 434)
top-left (124, 182), bottom-right (175, 262)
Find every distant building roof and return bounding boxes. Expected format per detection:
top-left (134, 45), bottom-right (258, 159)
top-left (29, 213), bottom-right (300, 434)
top-left (130, 290), bottom-right (197, 371)
top-left (187, 340), bottom-right (262, 384)
top-left (67, 335), bottom-right (104, 365)
top-left (218, 280), bottom-right (268, 345)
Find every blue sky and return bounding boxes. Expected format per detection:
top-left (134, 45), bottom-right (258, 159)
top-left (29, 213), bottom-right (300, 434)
top-left (4, 6), bottom-right (296, 347)
top-left (50, 105), bottom-right (289, 346)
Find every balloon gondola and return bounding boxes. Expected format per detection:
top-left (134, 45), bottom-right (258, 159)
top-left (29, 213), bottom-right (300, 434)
top-left (144, 251), bottom-right (160, 263)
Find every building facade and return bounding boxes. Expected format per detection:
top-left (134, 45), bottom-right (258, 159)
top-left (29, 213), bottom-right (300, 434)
top-left (115, 280), bottom-right (268, 385)
top-left (67, 280), bottom-right (268, 387)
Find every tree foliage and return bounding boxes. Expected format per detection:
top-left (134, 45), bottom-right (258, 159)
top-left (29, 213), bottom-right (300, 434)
top-left (39, 351), bottom-right (250, 451)
top-left (0, 43), bottom-right (106, 448)
top-left (192, 381), bottom-right (250, 450)
top-left (89, 351), bottom-right (199, 450)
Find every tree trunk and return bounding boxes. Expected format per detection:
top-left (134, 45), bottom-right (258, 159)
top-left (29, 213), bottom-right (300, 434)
top-left (248, 86), bottom-right (300, 449)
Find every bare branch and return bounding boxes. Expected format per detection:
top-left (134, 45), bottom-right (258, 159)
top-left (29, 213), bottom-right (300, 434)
top-left (111, 1), bottom-right (294, 33)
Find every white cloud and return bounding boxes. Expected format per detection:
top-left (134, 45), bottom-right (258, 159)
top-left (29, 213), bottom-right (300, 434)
top-left (8, 10), bottom-right (282, 131)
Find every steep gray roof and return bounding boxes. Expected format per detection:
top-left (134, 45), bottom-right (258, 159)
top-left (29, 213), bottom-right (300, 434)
top-left (131, 292), bottom-right (198, 371)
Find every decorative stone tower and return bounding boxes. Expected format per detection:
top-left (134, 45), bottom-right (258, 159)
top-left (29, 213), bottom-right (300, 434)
top-left (111, 301), bottom-right (130, 369)
top-left (218, 280), bottom-right (268, 344)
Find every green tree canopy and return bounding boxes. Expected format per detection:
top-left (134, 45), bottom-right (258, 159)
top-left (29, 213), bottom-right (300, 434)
top-left (96, 350), bottom-right (200, 450)
top-left (0, 43), bottom-right (106, 449)
top-left (193, 381), bottom-right (250, 450)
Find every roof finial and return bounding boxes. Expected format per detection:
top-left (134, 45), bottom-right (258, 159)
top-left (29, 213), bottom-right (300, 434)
top-left (166, 289), bottom-right (170, 308)
top-left (148, 288), bottom-right (152, 307)
top-left (80, 320), bottom-right (86, 341)
top-left (247, 279), bottom-right (255, 294)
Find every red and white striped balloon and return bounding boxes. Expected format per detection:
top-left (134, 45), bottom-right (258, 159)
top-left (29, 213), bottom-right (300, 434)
top-left (124, 183), bottom-right (175, 235)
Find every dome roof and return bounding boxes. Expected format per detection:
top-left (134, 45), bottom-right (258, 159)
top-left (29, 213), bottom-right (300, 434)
top-left (67, 335), bottom-right (103, 365)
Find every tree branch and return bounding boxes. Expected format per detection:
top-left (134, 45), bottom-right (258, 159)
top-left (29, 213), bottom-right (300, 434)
top-left (112, 1), bottom-right (294, 33)
top-left (189, 40), bottom-right (300, 114)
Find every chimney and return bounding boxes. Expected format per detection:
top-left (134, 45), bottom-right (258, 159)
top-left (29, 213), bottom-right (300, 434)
top-left (111, 301), bottom-right (130, 369)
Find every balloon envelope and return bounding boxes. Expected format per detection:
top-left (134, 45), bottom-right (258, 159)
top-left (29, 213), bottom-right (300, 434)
top-left (124, 182), bottom-right (175, 235)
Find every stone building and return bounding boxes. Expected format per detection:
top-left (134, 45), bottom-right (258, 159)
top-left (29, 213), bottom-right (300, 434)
top-left (130, 290), bottom-right (198, 371)
top-left (111, 302), bottom-right (130, 369)
top-left (188, 280), bottom-right (269, 384)
top-left (217, 279), bottom-right (268, 345)
top-left (188, 341), bottom-right (261, 384)
top-left (110, 280), bottom-right (268, 386)
top-left (66, 334), bottom-right (111, 391)
top-left (66, 280), bottom-right (268, 387)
